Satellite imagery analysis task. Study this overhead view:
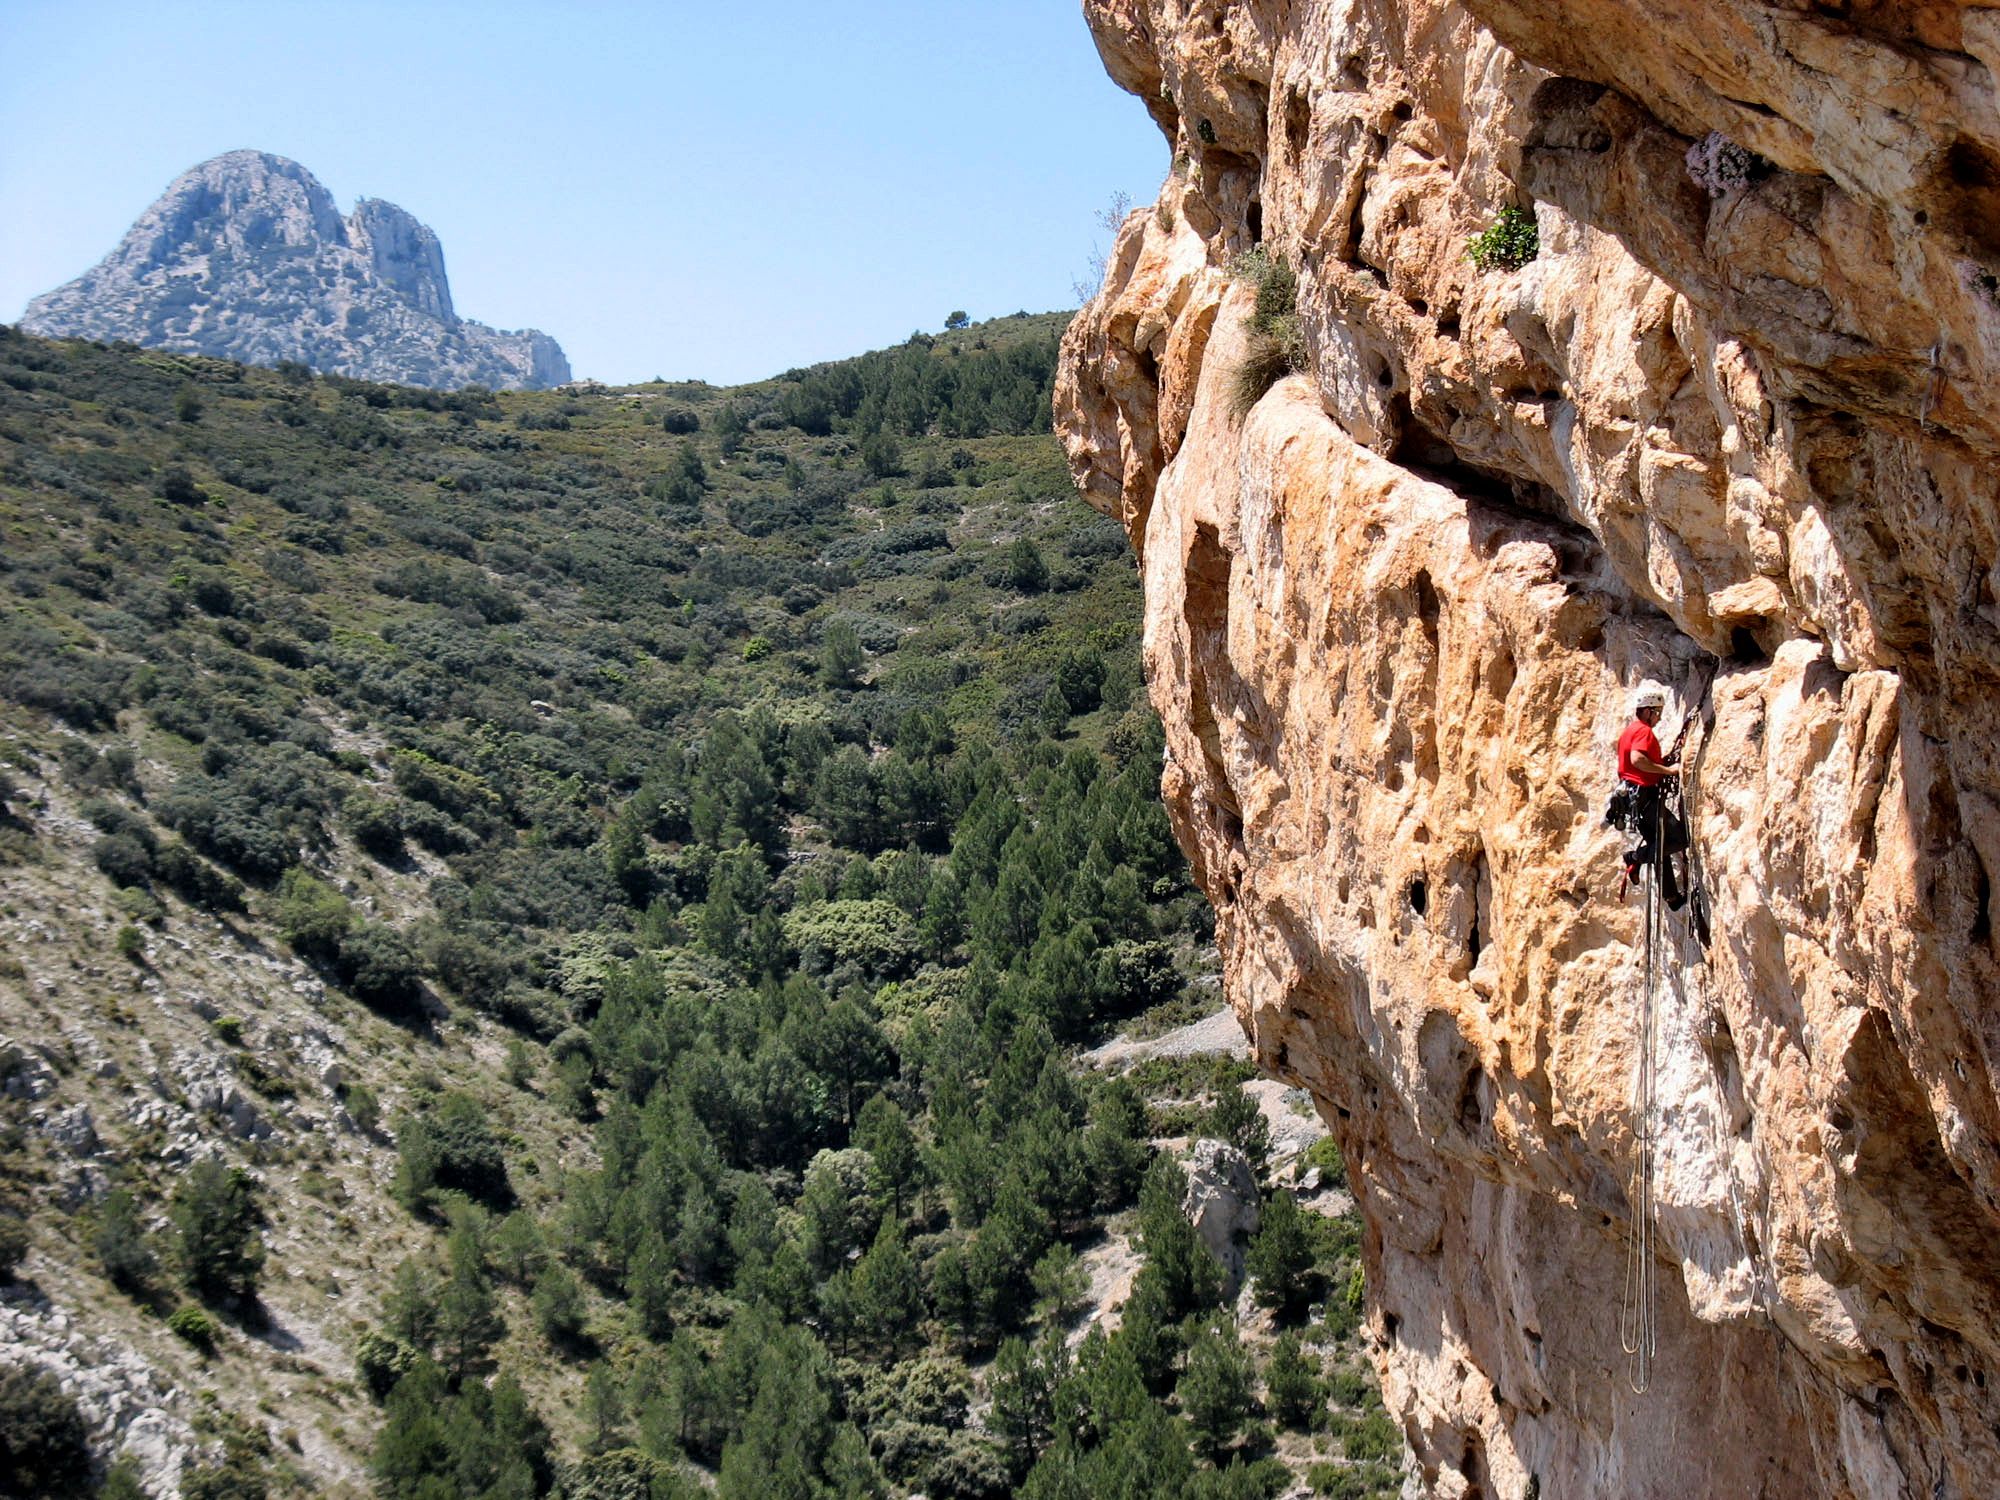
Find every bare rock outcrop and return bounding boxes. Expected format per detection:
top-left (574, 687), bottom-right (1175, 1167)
top-left (1183, 1137), bottom-right (1262, 1291)
top-left (21, 151), bottom-right (570, 390)
top-left (1058, 2), bottom-right (2000, 1495)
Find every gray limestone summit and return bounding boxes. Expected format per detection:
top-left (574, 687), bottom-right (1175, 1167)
top-left (20, 150), bottom-right (570, 390)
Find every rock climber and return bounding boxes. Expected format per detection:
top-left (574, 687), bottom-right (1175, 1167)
top-left (1616, 689), bottom-right (1688, 909)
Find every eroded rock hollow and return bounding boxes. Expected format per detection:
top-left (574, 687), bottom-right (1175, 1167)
top-left (1055, 3), bottom-right (2000, 1495)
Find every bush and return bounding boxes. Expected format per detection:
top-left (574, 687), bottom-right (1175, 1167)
top-left (1226, 247), bottom-right (1307, 420)
top-left (1228, 332), bottom-right (1299, 422)
top-left (783, 899), bottom-right (920, 981)
top-left (275, 868), bottom-right (350, 963)
top-left (94, 832), bottom-right (155, 887)
top-left (660, 406), bottom-right (700, 434)
top-left (338, 921), bottom-right (425, 1016)
top-left (1340, 1410), bottom-right (1401, 1462)
top-left (1467, 206), bottom-right (1539, 271)
top-left (158, 465), bottom-right (206, 505)
top-left (155, 841), bottom-right (246, 913)
top-left (355, 1330), bottom-right (418, 1400)
top-left (114, 925), bottom-right (146, 963)
top-left (1300, 1135), bottom-right (1347, 1188)
top-left (0, 1216), bottom-right (27, 1281)
top-left (181, 1434), bottom-right (271, 1500)
top-left (561, 1448), bottom-right (691, 1500)
top-left (0, 1363), bottom-right (92, 1497)
top-left (343, 794), bottom-right (405, 862)
top-left (394, 1092), bottom-right (511, 1212)
top-left (861, 432), bottom-right (904, 478)
top-left (341, 1082), bottom-right (381, 1134)
top-left (94, 1189), bottom-right (157, 1293)
top-left (168, 1303), bottom-right (220, 1351)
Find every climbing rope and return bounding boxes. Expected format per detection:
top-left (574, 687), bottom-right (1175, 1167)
top-left (1621, 808), bottom-right (1660, 1394)
top-left (1619, 674), bottom-right (1769, 1395)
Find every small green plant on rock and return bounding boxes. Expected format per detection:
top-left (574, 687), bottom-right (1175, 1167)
top-left (168, 1303), bottom-right (219, 1351)
top-left (1467, 206), bottom-right (1539, 271)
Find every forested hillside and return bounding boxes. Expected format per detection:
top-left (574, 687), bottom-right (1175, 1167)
top-left (0, 317), bottom-right (1391, 1500)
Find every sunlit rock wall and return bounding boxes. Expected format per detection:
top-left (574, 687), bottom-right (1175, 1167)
top-left (1057, 3), bottom-right (2000, 1495)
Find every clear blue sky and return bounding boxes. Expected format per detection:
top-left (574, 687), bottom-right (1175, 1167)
top-left (0, 1), bottom-right (1166, 384)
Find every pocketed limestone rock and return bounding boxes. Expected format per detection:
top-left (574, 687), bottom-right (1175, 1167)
top-left (1058, 2), bottom-right (2000, 1495)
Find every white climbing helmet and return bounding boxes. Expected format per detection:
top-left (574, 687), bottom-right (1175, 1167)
top-left (1633, 687), bottom-right (1666, 713)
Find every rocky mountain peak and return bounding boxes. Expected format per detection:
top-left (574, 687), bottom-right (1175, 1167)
top-left (347, 197), bottom-right (452, 323)
top-left (20, 150), bottom-right (568, 389)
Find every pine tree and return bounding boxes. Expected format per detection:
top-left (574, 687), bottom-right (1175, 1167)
top-left (1205, 1088), bottom-right (1272, 1172)
top-left (1081, 1078), bottom-right (1151, 1211)
top-left (817, 1268), bottom-right (860, 1359)
top-left (1008, 537), bottom-right (1050, 593)
top-left (171, 1158), bottom-right (264, 1304)
top-left (819, 621), bottom-right (865, 689)
top-left (532, 1260), bottom-right (587, 1347)
top-left (584, 1360), bottom-right (628, 1454)
top-left (1246, 1188), bottom-right (1317, 1322)
top-left (1030, 1242), bottom-right (1088, 1328)
top-left (919, 869), bottom-right (967, 960)
top-left (716, 1326), bottom-right (835, 1500)
top-left (434, 1229), bottom-right (504, 1386)
top-left (1134, 1156), bottom-right (1222, 1323)
top-left (853, 1219), bottom-right (922, 1357)
top-left (382, 1256), bottom-right (443, 1351)
top-left (1179, 1317), bottom-right (1253, 1461)
top-left (490, 1211), bottom-right (548, 1286)
top-left (631, 1230), bottom-right (676, 1340)
top-left (371, 1359), bottom-right (451, 1498)
top-left (1263, 1331), bottom-right (1322, 1431)
top-left (989, 1328), bottom-right (1068, 1477)
top-left (854, 1094), bottom-right (923, 1219)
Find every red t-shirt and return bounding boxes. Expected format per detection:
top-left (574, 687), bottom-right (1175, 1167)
top-left (1618, 720), bottom-right (1664, 785)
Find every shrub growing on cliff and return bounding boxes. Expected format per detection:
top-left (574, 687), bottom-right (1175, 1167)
top-left (1226, 247), bottom-right (1308, 421)
top-left (1466, 206), bottom-right (1539, 271)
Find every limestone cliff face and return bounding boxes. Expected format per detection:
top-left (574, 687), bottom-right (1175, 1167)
top-left (1057, 3), bottom-right (2000, 1495)
top-left (22, 151), bottom-right (571, 390)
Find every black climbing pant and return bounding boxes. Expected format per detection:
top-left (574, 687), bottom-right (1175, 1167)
top-left (1623, 783), bottom-right (1688, 910)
